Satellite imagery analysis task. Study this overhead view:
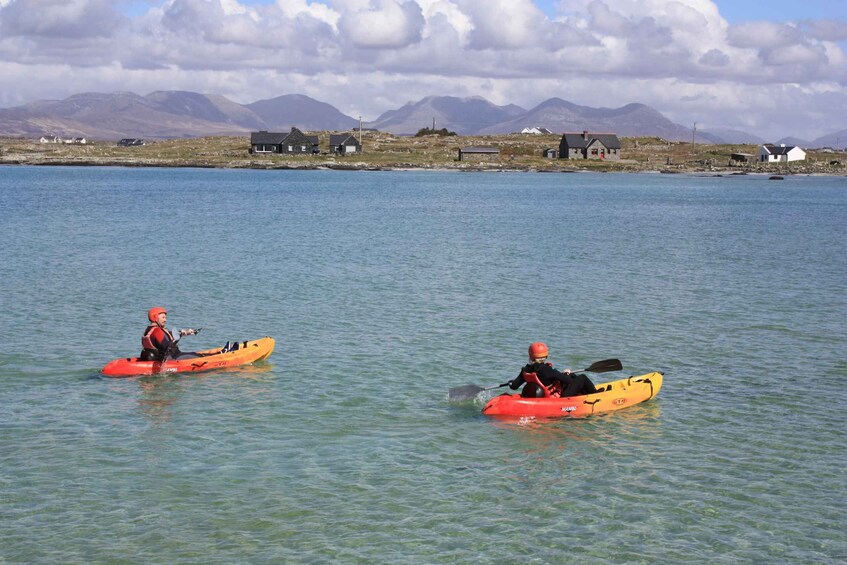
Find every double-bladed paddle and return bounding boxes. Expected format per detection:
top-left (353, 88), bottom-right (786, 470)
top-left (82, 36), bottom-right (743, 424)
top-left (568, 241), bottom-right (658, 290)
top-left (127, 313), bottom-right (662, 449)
top-left (447, 358), bottom-right (623, 402)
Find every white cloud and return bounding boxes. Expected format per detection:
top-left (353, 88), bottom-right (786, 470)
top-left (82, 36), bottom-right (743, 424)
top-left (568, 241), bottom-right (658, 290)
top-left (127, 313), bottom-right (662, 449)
top-left (337, 0), bottom-right (425, 48)
top-left (0, 0), bottom-right (126, 38)
top-left (0, 0), bottom-right (844, 140)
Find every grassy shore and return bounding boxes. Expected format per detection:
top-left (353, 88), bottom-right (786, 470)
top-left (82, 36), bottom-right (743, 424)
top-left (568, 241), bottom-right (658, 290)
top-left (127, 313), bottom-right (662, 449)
top-left (1, 133), bottom-right (845, 175)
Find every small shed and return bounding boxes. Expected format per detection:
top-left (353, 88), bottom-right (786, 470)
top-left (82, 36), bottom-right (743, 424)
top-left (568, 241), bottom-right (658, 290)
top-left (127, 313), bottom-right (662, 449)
top-left (543, 148), bottom-right (559, 158)
top-left (458, 146), bottom-right (500, 161)
top-left (730, 153), bottom-right (754, 164)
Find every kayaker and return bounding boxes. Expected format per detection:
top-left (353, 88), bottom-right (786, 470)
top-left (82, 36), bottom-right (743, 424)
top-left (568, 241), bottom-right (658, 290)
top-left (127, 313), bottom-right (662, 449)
top-left (140, 307), bottom-right (204, 361)
top-left (509, 342), bottom-right (598, 398)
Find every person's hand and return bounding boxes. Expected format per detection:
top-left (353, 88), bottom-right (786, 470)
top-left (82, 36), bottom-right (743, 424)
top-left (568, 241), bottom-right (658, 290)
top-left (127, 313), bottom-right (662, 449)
top-left (180, 328), bottom-right (196, 336)
top-left (562, 368), bottom-right (572, 374)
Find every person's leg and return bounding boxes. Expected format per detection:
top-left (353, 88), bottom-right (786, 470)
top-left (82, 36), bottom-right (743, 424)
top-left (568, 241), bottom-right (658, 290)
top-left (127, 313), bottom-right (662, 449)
top-left (561, 374), bottom-right (596, 396)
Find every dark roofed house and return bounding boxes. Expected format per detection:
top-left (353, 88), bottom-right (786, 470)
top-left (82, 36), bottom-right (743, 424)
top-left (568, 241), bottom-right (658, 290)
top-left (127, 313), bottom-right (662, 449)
top-left (458, 146), bottom-right (500, 161)
top-left (250, 127), bottom-right (319, 154)
top-left (250, 131), bottom-right (287, 153)
top-left (118, 138), bottom-right (145, 147)
top-left (329, 133), bottom-right (361, 155)
top-left (559, 131), bottom-right (621, 160)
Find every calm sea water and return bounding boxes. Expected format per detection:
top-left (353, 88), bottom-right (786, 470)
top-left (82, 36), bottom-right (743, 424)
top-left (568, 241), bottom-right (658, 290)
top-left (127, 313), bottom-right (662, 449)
top-left (1, 166), bottom-right (845, 564)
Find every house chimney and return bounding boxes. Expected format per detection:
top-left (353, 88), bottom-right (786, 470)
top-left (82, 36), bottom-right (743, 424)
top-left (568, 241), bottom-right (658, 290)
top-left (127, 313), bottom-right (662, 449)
top-left (583, 131), bottom-right (588, 140)
top-left (780, 144), bottom-right (785, 147)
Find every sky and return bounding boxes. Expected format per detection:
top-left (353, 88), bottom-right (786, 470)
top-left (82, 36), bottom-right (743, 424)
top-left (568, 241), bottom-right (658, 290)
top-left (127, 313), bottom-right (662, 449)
top-left (0, 0), bottom-right (845, 140)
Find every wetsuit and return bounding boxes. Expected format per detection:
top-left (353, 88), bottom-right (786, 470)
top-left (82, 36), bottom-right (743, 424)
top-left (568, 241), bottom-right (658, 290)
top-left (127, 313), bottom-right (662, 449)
top-left (510, 362), bottom-right (597, 397)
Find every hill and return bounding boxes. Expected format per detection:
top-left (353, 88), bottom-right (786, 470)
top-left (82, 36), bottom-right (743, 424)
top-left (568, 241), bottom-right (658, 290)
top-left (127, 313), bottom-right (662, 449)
top-left (1, 90), bottom-right (843, 145)
top-left (365, 95), bottom-right (525, 135)
top-left (245, 94), bottom-right (359, 131)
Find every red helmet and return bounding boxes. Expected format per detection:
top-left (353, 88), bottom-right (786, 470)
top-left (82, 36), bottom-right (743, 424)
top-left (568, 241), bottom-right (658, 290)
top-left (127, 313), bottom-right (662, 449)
top-left (528, 342), bottom-right (549, 360)
top-left (148, 306), bottom-right (167, 322)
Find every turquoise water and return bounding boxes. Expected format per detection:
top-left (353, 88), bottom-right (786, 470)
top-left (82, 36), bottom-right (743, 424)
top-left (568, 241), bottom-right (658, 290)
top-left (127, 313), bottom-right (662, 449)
top-left (1, 166), bottom-right (845, 564)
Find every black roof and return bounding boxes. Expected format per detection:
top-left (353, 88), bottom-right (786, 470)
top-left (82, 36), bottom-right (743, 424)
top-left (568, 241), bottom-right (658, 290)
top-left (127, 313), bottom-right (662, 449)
top-left (460, 146), bottom-right (500, 153)
top-left (251, 131), bottom-right (288, 144)
top-left (762, 144), bottom-right (798, 155)
top-left (330, 134), bottom-right (359, 145)
top-left (560, 132), bottom-right (621, 150)
top-left (251, 127), bottom-right (317, 145)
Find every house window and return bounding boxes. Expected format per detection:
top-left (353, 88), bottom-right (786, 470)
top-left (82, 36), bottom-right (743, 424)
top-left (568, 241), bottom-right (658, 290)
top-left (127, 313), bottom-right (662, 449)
top-left (301, 145), bottom-right (307, 151)
top-left (288, 145), bottom-right (293, 152)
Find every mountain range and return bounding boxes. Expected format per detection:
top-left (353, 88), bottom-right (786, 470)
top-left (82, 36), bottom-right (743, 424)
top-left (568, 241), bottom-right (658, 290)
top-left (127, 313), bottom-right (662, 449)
top-left (0, 90), bottom-right (840, 147)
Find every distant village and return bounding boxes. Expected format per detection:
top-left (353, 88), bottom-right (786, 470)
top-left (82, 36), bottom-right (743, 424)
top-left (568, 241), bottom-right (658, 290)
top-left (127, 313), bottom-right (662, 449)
top-left (243, 126), bottom-right (809, 164)
top-left (34, 125), bottom-right (816, 166)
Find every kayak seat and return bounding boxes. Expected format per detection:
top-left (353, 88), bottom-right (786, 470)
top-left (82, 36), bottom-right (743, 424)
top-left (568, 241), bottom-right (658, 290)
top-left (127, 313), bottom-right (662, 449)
top-left (521, 371), bottom-right (560, 398)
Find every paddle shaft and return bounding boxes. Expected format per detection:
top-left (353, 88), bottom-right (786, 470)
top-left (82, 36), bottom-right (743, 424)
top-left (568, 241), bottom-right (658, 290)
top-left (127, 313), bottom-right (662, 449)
top-left (161, 327), bottom-right (202, 362)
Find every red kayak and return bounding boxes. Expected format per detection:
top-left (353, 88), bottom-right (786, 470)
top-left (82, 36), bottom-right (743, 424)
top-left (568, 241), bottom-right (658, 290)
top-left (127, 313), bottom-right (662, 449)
top-left (102, 337), bottom-right (275, 377)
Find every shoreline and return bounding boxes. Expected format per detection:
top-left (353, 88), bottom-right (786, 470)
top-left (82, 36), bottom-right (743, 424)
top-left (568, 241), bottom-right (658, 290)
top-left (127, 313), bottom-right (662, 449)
top-left (2, 160), bottom-right (843, 177)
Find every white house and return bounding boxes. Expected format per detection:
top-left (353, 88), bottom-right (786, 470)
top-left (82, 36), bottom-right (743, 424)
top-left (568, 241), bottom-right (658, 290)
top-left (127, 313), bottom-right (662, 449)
top-left (521, 126), bottom-right (553, 135)
top-left (758, 144), bottom-right (806, 163)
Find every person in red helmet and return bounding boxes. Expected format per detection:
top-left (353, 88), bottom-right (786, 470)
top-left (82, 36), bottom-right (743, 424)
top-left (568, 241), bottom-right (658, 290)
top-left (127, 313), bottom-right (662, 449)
top-left (509, 342), bottom-right (598, 398)
top-left (140, 307), bottom-right (202, 361)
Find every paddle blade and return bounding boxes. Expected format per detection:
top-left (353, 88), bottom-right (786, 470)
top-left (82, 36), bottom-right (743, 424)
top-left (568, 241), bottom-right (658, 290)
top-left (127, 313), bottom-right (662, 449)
top-left (583, 359), bottom-right (623, 373)
top-left (448, 384), bottom-right (485, 402)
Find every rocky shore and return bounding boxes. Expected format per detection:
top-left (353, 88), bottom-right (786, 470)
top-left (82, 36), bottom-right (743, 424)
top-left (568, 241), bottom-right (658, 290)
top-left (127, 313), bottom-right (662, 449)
top-left (2, 134), bottom-right (845, 175)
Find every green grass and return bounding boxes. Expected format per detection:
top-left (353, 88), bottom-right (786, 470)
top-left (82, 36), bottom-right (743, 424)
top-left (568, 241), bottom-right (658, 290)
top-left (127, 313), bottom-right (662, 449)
top-left (2, 134), bottom-right (844, 174)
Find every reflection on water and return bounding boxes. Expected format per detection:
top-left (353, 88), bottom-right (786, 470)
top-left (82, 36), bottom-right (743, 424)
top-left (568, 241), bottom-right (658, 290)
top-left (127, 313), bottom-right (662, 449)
top-left (120, 361), bottom-right (277, 422)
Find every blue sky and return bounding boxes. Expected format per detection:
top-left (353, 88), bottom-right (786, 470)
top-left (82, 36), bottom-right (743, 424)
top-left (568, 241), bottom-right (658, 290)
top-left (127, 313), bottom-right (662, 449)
top-left (1, 0), bottom-right (845, 140)
top-left (538, 0), bottom-right (847, 22)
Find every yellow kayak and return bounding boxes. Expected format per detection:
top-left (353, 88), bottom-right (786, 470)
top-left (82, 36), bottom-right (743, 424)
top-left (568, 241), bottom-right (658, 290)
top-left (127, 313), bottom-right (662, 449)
top-left (482, 372), bottom-right (663, 418)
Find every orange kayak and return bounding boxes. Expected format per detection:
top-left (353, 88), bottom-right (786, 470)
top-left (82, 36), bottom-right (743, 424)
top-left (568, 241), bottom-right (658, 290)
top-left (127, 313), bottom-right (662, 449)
top-left (101, 337), bottom-right (275, 378)
top-left (482, 372), bottom-right (663, 418)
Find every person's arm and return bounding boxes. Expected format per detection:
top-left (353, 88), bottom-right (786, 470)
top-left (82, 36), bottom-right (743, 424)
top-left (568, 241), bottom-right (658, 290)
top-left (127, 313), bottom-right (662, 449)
top-left (509, 368), bottom-right (527, 390)
top-left (538, 364), bottom-right (572, 386)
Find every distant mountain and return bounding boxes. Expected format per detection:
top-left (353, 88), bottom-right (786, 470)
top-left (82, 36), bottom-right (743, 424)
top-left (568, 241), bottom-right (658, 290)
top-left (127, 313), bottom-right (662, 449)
top-left (245, 94), bottom-right (358, 131)
top-left (809, 130), bottom-right (847, 149)
top-left (0, 91), bottom-right (359, 140)
top-left (0, 91), bottom-right (267, 139)
top-left (2, 89), bottom-right (839, 143)
top-left (776, 136), bottom-right (812, 147)
top-left (700, 128), bottom-right (765, 145)
top-left (365, 95), bottom-right (525, 135)
top-left (479, 98), bottom-right (705, 141)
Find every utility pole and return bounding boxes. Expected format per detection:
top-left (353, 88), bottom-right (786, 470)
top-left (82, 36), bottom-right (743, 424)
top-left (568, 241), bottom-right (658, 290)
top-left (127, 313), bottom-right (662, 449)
top-left (691, 123), bottom-right (697, 161)
top-left (432, 117), bottom-right (436, 131)
top-left (358, 116), bottom-right (363, 153)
